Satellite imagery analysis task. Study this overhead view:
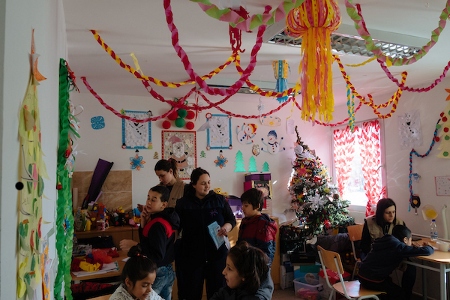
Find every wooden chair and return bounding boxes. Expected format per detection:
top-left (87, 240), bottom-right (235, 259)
top-left (347, 224), bottom-right (364, 280)
top-left (317, 245), bottom-right (385, 300)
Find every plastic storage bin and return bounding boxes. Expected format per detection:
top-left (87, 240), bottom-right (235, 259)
top-left (294, 277), bottom-right (323, 299)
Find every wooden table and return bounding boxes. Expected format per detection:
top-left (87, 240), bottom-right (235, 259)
top-left (406, 236), bottom-right (450, 300)
top-left (71, 250), bottom-right (127, 282)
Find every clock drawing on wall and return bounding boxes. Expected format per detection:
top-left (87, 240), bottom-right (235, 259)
top-left (121, 110), bottom-right (153, 149)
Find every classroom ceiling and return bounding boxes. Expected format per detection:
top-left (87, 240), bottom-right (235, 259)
top-left (63, 0), bottom-right (450, 107)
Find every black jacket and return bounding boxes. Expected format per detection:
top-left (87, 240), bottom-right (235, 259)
top-left (175, 189), bottom-right (236, 266)
top-left (210, 272), bottom-right (274, 300)
top-left (138, 207), bottom-right (180, 267)
top-left (358, 234), bottom-right (434, 282)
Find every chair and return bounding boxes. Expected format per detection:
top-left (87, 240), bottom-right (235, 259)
top-left (347, 224), bottom-right (364, 280)
top-left (317, 245), bottom-right (385, 300)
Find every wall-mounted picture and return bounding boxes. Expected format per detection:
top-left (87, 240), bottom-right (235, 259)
top-left (121, 110), bottom-right (152, 149)
top-left (206, 113), bottom-right (232, 150)
top-left (162, 130), bottom-right (197, 180)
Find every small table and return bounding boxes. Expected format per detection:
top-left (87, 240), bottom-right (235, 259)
top-left (71, 250), bottom-right (127, 283)
top-left (406, 236), bottom-right (450, 300)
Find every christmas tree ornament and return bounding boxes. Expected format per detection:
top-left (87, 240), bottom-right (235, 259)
top-left (272, 60), bottom-right (290, 103)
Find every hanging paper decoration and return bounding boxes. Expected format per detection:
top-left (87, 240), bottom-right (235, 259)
top-left (200, 150), bottom-right (206, 158)
top-left (437, 97), bottom-right (450, 158)
top-left (236, 123), bottom-right (257, 144)
top-left (346, 84), bottom-right (355, 132)
top-left (121, 110), bottom-right (152, 149)
top-left (286, 0), bottom-right (341, 122)
top-left (153, 152), bottom-right (159, 159)
top-left (91, 116), bottom-right (105, 130)
top-left (248, 156), bottom-right (258, 172)
top-left (214, 150), bottom-right (228, 169)
top-left (272, 60), bottom-right (289, 103)
top-left (262, 162), bottom-right (270, 172)
top-left (261, 130), bottom-right (285, 154)
top-left (18, 30), bottom-right (49, 300)
top-left (398, 110), bottom-right (423, 150)
top-left (130, 150), bottom-right (146, 170)
top-left (234, 150), bottom-right (246, 172)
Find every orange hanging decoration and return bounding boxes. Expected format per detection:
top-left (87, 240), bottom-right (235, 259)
top-left (286, 0), bottom-right (341, 122)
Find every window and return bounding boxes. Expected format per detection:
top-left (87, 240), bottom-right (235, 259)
top-left (332, 119), bottom-right (385, 216)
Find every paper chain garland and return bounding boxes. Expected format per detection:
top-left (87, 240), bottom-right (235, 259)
top-left (192, 0), bottom-right (305, 31)
top-left (345, 0), bottom-right (450, 66)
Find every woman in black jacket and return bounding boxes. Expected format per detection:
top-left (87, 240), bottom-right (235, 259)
top-left (175, 167), bottom-right (236, 300)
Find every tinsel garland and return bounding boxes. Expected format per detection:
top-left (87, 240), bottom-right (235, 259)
top-left (54, 59), bottom-right (76, 300)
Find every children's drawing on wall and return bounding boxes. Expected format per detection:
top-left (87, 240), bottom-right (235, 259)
top-left (398, 110), bottom-right (423, 150)
top-left (236, 123), bottom-right (257, 144)
top-left (162, 130), bottom-right (196, 179)
top-left (121, 110), bottom-right (152, 149)
top-left (204, 113), bottom-right (232, 150)
top-left (214, 150), bottom-right (228, 169)
top-left (261, 130), bottom-right (285, 154)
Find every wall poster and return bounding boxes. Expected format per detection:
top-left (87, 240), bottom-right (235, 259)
top-left (206, 113), bottom-right (232, 150)
top-left (121, 110), bottom-right (152, 149)
top-left (162, 130), bottom-right (197, 180)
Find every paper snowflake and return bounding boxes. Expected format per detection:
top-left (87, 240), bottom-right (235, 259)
top-left (130, 151), bottom-right (146, 170)
top-left (214, 151), bottom-right (228, 169)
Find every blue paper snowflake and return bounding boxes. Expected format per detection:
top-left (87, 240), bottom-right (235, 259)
top-left (214, 152), bottom-right (228, 169)
top-left (91, 116), bottom-right (105, 130)
top-left (130, 152), bottom-right (146, 170)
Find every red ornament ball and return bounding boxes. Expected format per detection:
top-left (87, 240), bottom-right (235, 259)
top-left (186, 110), bottom-right (196, 120)
top-left (162, 120), bottom-right (171, 129)
top-left (185, 121), bottom-right (195, 130)
top-left (168, 111), bottom-right (178, 121)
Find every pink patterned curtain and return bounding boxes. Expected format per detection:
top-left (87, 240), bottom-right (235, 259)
top-left (333, 127), bottom-right (355, 198)
top-left (356, 120), bottom-right (382, 216)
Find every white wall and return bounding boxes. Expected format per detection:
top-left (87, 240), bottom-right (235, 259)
top-left (0, 1), bottom-right (66, 298)
top-left (71, 90), bottom-right (333, 216)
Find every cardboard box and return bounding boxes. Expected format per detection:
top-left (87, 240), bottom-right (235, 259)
top-left (244, 173), bottom-right (271, 181)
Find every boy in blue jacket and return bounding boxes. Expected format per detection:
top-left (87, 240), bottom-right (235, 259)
top-left (238, 188), bottom-right (278, 266)
top-left (358, 224), bottom-right (433, 300)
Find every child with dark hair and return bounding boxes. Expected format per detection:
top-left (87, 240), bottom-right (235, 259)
top-left (135, 185), bottom-right (180, 300)
top-left (109, 245), bottom-right (163, 300)
top-left (210, 241), bottom-right (274, 300)
top-left (358, 225), bottom-right (433, 299)
top-left (238, 188), bottom-right (278, 266)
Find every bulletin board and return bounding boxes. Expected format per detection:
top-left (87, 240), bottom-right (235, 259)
top-left (435, 176), bottom-right (450, 196)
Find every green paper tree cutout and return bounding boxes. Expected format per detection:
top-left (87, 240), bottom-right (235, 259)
top-left (262, 162), bottom-right (270, 172)
top-left (234, 150), bottom-right (246, 172)
top-left (288, 126), bottom-right (353, 237)
top-left (248, 156), bottom-right (258, 172)
top-left (200, 150), bottom-right (206, 158)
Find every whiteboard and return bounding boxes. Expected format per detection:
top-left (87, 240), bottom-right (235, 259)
top-left (435, 176), bottom-right (450, 196)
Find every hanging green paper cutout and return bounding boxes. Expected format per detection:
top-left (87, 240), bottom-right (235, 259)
top-left (248, 156), bottom-right (258, 172)
top-left (262, 162), bottom-right (270, 172)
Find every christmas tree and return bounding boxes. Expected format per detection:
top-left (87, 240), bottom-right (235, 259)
top-left (288, 126), bottom-right (353, 237)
